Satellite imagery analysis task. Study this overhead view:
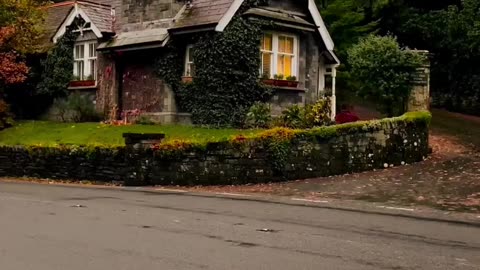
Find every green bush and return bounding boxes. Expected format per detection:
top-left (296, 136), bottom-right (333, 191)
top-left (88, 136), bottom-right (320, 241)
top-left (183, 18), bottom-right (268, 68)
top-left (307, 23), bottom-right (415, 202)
top-left (245, 102), bottom-right (271, 128)
top-left (277, 98), bottom-right (333, 129)
top-left (304, 98), bottom-right (333, 127)
top-left (50, 93), bottom-right (100, 123)
top-left (278, 105), bottom-right (305, 129)
top-left (135, 116), bottom-right (156, 125)
top-left (348, 35), bottom-right (426, 116)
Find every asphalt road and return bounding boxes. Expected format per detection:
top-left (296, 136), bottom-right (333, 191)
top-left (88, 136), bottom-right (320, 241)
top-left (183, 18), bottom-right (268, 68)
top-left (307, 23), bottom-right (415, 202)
top-left (1, 182), bottom-right (479, 270)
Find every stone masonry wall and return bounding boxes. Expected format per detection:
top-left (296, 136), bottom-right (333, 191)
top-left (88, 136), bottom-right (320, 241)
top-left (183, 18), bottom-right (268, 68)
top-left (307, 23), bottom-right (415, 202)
top-left (120, 50), bottom-right (176, 113)
top-left (96, 52), bottom-right (119, 117)
top-left (119, 0), bottom-right (183, 32)
top-left (0, 114), bottom-right (430, 186)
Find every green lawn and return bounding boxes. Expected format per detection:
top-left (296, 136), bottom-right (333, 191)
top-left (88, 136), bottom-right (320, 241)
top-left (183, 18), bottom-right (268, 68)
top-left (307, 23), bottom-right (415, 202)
top-left (0, 121), bottom-right (261, 147)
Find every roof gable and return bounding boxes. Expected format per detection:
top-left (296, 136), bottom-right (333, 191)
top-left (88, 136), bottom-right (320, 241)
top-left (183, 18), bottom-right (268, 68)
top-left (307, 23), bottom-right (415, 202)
top-left (41, 0), bottom-right (113, 46)
top-left (172, 0), bottom-right (236, 30)
top-left (172, 0), bottom-right (335, 52)
top-left (39, 2), bottom-right (75, 47)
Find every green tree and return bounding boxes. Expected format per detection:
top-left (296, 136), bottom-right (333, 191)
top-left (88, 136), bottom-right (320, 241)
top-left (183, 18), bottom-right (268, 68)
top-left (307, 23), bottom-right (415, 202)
top-left (319, 0), bottom-right (389, 59)
top-left (348, 35), bottom-right (425, 116)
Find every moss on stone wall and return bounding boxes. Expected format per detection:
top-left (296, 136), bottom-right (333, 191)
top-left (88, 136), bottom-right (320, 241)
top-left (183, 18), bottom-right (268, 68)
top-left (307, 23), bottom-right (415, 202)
top-left (0, 112), bottom-right (431, 186)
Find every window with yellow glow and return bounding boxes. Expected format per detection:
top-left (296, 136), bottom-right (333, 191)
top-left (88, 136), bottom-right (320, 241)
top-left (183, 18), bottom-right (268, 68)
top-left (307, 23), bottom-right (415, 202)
top-left (260, 33), bottom-right (298, 79)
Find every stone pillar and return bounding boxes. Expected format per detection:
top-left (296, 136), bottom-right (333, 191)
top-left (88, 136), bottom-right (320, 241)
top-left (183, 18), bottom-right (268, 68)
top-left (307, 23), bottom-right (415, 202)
top-left (408, 50), bottom-right (431, 112)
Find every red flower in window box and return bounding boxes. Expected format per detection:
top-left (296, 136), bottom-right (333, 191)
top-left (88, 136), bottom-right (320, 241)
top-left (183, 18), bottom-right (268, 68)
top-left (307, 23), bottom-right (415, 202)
top-left (261, 79), bottom-right (299, 88)
top-left (261, 79), bottom-right (275, 86)
top-left (69, 80), bottom-right (96, 87)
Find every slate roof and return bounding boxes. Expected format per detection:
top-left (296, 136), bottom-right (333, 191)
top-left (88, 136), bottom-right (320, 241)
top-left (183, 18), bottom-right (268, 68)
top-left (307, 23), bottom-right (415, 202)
top-left (172, 0), bottom-right (235, 30)
top-left (39, 1), bottom-right (75, 47)
top-left (98, 28), bottom-right (169, 50)
top-left (78, 1), bottom-right (113, 33)
top-left (244, 7), bottom-right (315, 27)
top-left (40, 0), bottom-right (113, 48)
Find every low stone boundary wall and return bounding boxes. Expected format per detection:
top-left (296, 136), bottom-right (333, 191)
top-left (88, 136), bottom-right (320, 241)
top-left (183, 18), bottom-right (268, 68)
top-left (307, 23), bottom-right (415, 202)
top-left (0, 112), bottom-right (431, 186)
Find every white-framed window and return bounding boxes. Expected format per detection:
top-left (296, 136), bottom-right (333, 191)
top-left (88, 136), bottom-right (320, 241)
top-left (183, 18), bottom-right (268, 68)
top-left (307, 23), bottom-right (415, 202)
top-left (260, 33), bottom-right (298, 79)
top-left (73, 41), bottom-right (97, 80)
top-left (184, 45), bottom-right (195, 77)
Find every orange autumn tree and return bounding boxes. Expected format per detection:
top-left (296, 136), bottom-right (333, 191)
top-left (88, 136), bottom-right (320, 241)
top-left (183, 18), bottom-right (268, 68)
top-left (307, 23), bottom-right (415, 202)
top-left (0, 0), bottom-right (44, 85)
top-left (0, 27), bottom-right (29, 85)
top-left (0, 0), bottom-right (44, 128)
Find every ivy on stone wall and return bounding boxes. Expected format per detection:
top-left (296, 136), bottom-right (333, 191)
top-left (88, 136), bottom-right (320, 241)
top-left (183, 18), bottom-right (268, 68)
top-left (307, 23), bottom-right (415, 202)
top-left (36, 30), bottom-right (77, 97)
top-left (157, 2), bottom-right (273, 127)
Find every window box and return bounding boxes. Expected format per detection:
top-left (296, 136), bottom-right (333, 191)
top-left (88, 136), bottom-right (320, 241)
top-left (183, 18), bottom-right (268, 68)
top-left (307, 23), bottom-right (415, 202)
top-left (262, 79), bottom-right (299, 88)
top-left (182, 76), bottom-right (193, 84)
top-left (69, 80), bottom-right (96, 88)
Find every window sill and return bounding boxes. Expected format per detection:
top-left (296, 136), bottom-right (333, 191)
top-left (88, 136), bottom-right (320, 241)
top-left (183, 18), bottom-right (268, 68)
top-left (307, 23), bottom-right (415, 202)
top-left (261, 79), bottom-right (299, 88)
top-left (182, 76), bottom-right (193, 83)
top-left (272, 85), bottom-right (306, 92)
top-left (68, 85), bottom-right (98, 90)
top-left (68, 80), bottom-right (97, 89)
top-left (68, 80), bottom-right (97, 90)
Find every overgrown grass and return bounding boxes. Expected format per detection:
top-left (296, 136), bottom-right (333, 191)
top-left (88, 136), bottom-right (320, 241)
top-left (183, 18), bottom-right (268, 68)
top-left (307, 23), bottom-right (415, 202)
top-left (0, 121), bottom-right (261, 147)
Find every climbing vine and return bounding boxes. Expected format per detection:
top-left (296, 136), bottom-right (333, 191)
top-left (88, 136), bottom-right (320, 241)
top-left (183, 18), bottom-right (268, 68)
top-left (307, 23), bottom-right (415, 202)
top-left (36, 29), bottom-right (77, 97)
top-left (157, 1), bottom-right (273, 127)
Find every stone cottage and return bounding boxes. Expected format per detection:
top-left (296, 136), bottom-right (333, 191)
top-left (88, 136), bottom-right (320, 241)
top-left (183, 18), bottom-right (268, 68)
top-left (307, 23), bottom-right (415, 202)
top-left (42, 0), bottom-right (340, 123)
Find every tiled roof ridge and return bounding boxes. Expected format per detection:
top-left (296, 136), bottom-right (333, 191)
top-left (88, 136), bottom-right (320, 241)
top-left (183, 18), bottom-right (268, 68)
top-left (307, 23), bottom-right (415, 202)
top-left (44, 0), bottom-right (111, 10)
top-left (77, 0), bottom-right (112, 9)
top-left (42, 1), bottom-right (74, 9)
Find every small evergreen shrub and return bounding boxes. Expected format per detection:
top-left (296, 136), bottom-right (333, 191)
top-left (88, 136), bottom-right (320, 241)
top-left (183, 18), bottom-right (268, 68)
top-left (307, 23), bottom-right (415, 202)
top-left (135, 116), bottom-right (156, 125)
top-left (278, 105), bottom-right (306, 129)
top-left (245, 102), bottom-right (272, 128)
top-left (276, 98), bottom-right (333, 129)
top-left (304, 97), bottom-right (333, 127)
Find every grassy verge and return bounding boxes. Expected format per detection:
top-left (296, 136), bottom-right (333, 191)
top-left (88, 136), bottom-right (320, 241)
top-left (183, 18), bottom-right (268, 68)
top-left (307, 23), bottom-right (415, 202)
top-left (0, 112), bottom-right (430, 148)
top-left (0, 121), bottom-right (261, 147)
